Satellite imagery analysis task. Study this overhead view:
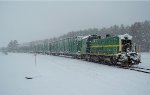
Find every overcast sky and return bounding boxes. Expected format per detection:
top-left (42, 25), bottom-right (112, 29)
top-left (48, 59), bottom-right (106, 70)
top-left (0, 1), bottom-right (150, 47)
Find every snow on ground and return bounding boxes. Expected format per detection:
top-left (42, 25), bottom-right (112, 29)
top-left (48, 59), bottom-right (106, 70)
top-left (139, 52), bottom-right (150, 68)
top-left (0, 52), bottom-right (150, 95)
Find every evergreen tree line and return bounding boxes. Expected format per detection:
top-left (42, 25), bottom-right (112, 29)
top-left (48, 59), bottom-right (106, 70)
top-left (7, 40), bottom-right (18, 52)
top-left (0, 40), bottom-right (18, 53)
top-left (1, 20), bottom-right (150, 52)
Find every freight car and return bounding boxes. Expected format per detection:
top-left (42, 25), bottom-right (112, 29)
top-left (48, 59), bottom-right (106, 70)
top-left (48, 34), bottom-right (141, 66)
top-left (49, 36), bottom-right (82, 57)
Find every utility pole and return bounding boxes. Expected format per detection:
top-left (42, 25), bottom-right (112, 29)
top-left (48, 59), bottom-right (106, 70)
top-left (34, 53), bottom-right (37, 66)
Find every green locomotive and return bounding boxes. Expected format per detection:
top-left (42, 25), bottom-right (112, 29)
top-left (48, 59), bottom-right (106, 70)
top-left (48, 34), bottom-right (141, 66)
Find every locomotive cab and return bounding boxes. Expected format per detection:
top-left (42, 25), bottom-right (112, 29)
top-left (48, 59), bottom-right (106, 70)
top-left (117, 34), bottom-right (141, 66)
top-left (122, 37), bottom-right (132, 52)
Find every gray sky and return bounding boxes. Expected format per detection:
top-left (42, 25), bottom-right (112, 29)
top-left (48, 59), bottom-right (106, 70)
top-left (0, 1), bottom-right (150, 47)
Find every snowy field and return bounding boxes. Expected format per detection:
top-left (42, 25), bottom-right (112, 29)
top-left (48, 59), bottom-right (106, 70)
top-left (0, 52), bottom-right (150, 95)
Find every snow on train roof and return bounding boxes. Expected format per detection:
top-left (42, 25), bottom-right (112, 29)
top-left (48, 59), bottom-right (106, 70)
top-left (82, 35), bottom-right (91, 39)
top-left (118, 33), bottom-right (132, 40)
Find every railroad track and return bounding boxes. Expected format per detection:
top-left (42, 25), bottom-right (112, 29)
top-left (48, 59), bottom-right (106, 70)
top-left (88, 60), bottom-right (150, 74)
top-left (120, 66), bottom-right (150, 74)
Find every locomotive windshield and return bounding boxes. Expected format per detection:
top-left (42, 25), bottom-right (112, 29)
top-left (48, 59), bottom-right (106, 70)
top-left (122, 39), bottom-right (132, 52)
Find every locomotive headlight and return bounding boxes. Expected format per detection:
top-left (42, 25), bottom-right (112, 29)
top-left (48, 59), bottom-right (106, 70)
top-left (126, 52), bottom-right (130, 57)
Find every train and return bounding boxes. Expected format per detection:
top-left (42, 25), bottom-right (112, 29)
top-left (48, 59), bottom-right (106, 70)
top-left (18, 33), bottom-right (141, 66)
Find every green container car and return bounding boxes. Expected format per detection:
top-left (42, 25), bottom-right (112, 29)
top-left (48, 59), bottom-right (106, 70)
top-left (48, 36), bottom-right (82, 55)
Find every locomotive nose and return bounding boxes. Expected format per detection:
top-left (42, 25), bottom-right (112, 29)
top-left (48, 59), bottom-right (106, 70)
top-left (128, 52), bottom-right (141, 64)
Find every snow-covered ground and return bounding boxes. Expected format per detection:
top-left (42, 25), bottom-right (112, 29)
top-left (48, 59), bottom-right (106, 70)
top-left (139, 52), bottom-right (150, 68)
top-left (0, 52), bottom-right (150, 95)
